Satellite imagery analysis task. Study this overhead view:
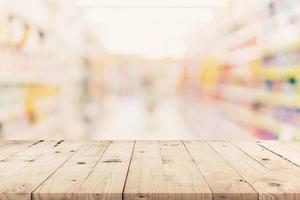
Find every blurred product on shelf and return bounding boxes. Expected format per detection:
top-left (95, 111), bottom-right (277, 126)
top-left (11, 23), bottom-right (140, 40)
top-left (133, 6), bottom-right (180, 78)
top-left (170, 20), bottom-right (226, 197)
top-left (0, 0), bottom-right (104, 139)
top-left (3, 0), bottom-right (300, 140)
top-left (184, 0), bottom-right (300, 140)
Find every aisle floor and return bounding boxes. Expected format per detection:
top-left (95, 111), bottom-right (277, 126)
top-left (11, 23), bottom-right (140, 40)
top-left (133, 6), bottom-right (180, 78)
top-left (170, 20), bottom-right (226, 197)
top-left (91, 96), bottom-right (255, 140)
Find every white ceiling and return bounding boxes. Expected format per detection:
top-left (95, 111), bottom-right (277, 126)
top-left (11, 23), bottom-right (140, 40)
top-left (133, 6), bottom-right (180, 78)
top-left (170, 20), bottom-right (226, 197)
top-left (76, 0), bottom-right (228, 7)
top-left (78, 0), bottom-right (228, 58)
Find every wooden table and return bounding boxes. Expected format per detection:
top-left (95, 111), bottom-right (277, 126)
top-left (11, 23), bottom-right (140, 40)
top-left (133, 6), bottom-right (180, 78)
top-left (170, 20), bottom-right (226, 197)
top-left (0, 140), bottom-right (300, 200)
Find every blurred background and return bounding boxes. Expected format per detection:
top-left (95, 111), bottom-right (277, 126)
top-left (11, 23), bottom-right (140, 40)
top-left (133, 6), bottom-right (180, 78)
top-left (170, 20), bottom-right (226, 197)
top-left (0, 0), bottom-right (299, 140)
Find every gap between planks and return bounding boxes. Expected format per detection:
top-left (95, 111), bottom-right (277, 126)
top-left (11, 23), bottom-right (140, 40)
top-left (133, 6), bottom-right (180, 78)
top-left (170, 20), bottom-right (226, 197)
top-left (0, 140), bottom-right (86, 200)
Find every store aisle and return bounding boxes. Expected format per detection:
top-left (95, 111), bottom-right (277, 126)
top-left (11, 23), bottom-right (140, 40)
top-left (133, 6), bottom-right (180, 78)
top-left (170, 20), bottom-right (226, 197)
top-left (90, 97), bottom-right (190, 139)
top-left (91, 96), bottom-right (255, 140)
top-left (181, 97), bottom-right (255, 140)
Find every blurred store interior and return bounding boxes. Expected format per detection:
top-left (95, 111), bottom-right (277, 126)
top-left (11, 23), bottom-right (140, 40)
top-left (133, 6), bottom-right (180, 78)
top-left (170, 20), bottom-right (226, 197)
top-left (1, 0), bottom-right (300, 140)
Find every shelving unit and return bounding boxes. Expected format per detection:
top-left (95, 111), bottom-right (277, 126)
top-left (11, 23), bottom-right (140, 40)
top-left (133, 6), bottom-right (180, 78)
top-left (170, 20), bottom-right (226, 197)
top-left (0, 0), bottom-right (104, 139)
top-left (184, 0), bottom-right (300, 140)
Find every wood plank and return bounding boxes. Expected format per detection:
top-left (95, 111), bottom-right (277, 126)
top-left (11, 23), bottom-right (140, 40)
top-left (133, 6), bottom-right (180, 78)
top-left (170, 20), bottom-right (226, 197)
top-left (1, 140), bottom-right (300, 199)
top-left (209, 141), bottom-right (300, 200)
top-left (184, 141), bottom-right (257, 200)
top-left (280, 141), bottom-right (300, 152)
top-left (0, 140), bottom-right (13, 146)
top-left (124, 140), bottom-right (212, 200)
top-left (16, 140), bottom-right (61, 157)
top-left (0, 140), bottom-right (56, 183)
top-left (0, 141), bottom-right (61, 181)
top-left (73, 140), bottom-right (134, 200)
top-left (233, 141), bottom-right (299, 171)
top-left (0, 141), bottom-right (85, 200)
top-left (33, 141), bottom-right (111, 200)
top-left (258, 141), bottom-right (300, 167)
top-left (0, 140), bottom-right (39, 160)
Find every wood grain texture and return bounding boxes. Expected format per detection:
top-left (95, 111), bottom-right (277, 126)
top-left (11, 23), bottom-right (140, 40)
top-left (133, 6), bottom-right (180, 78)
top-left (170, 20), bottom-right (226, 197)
top-left (0, 140), bottom-right (39, 160)
top-left (0, 141), bottom-right (85, 200)
top-left (0, 140), bottom-right (299, 200)
top-left (184, 141), bottom-right (257, 200)
top-left (233, 141), bottom-right (299, 171)
top-left (124, 140), bottom-right (212, 200)
top-left (75, 140), bottom-right (134, 200)
top-left (0, 141), bottom-right (60, 181)
top-left (258, 141), bottom-right (300, 167)
top-left (209, 141), bottom-right (300, 200)
top-left (0, 140), bottom-right (13, 146)
top-left (33, 141), bottom-right (111, 200)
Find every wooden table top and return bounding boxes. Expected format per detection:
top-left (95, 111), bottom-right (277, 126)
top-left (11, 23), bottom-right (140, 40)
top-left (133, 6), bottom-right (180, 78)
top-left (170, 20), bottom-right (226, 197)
top-left (0, 140), bottom-right (300, 200)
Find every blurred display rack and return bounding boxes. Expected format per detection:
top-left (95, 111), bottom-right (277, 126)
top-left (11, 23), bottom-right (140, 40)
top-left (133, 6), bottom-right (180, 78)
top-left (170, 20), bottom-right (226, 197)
top-left (184, 0), bottom-right (300, 140)
top-left (219, 100), bottom-right (300, 140)
top-left (256, 66), bottom-right (300, 80)
top-left (220, 85), bottom-right (300, 109)
top-left (0, 0), bottom-right (95, 140)
top-left (0, 51), bottom-right (64, 85)
top-left (224, 2), bottom-right (300, 139)
top-left (0, 42), bottom-right (64, 139)
top-left (0, 85), bottom-right (62, 139)
top-left (7, 113), bottom-right (62, 140)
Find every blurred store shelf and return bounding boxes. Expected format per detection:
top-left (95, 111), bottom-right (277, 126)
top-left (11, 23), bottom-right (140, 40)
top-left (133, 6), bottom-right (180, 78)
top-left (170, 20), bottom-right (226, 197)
top-left (220, 85), bottom-right (300, 108)
top-left (184, 0), bottom-right (300, 140)
top-left (2, 0), bottom-right (300, 140)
